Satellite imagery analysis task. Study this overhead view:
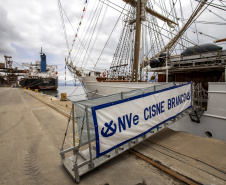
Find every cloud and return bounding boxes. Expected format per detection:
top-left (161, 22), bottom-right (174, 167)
top-left (0, 0), bottom-right (225, 83)
top-left (0, 6), bottom-right (20, 55)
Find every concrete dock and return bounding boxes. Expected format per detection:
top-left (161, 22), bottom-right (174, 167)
top-left (0, 87), bottom-right (225, 184)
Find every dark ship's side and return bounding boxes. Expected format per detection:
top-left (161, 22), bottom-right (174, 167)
top-left (20, 49), bottom-right (58, 90)
top-left (20, 77), bottom-right (58, 90)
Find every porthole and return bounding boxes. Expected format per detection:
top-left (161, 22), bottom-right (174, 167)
top-left (205, 131), bottom-right (212, 138)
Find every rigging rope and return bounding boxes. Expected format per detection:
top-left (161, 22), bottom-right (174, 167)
top-left (58, 0), bottom-right (93, 67)
top-left (65, 59), bottom-right (66, 86)
top-left (83, 1), bottom-right (109, 69)
top-left (104, 0), bottom-right (130, 14)
top-left (195, 0), bottom-right (226, 11)
top-left (208, 9), bottom-right (226, 21)
top-left (67, 86), bottom-right (79, 97)
top-left (58, 0), bottom-right (69, 51)
top-left (59, 0), bottom-right (225, 82)
top-left (94, 4), bottom-right (127, 69)
top-left (190, 0), bottom-right (200, 44)
top-left (75, 0), bottom-right (101, 67)
top-left (73, 0), bottom-right (99, 66)
top-left (67, 1), bottom-right (89, 63)
top-left (81, 0), bottom-right (105, 68)
top-left (13, 61), bottom-right (24, 69)
top-left (61, 110), bottom-right (72, 149)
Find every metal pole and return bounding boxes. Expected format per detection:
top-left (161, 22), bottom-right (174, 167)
top-left (192, 82), bottom-right (194, 111)
top-left (85, 106), bottom-right (93, 169)
top-left (225, 66), bottom-right (226, 82)
top-left (72, 103), bottom-right (76, 154)
top-left (200, 83), bottom-right (202, 110)
top-left (166, 50), bottom-right (169, 82)
top-left (121, 92), bottom-right (123, 100)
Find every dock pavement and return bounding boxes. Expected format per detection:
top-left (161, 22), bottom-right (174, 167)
top-left (0, 87), bottom-right (185, 185)
top-left (0, 87), bottom-right (225, 184)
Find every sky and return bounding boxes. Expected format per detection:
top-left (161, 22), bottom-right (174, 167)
top-left (0, 0), bottom-right (125, 84)
top-left (0, 0), bottom-right (225, 84)
top-left (0, 0), bottom-right (82, 83)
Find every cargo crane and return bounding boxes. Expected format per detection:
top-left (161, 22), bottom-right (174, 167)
top-left (0, 55), bottom-right (25, 87)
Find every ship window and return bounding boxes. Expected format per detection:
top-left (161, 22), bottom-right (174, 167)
top-left (205, 131), bottom-right (212, 138)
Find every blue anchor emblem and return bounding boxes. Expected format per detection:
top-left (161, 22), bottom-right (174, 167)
top-left (101, 120), bottom-right (117, 137)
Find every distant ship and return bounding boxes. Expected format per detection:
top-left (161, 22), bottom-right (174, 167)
top-left (19, 48), bottom-right (58, 90)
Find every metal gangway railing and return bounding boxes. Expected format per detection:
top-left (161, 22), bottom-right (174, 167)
top-left (60, 82), bottom-right (192, 183)
top-left (189, 83), bottom-right (208, 123)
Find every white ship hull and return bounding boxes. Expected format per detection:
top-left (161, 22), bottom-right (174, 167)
top-left (170, 82), bottom-right (226, 141)
top-left (81, 76), bottom-right (167, 98)
top-left (81, 76), bottom-right (226, 142)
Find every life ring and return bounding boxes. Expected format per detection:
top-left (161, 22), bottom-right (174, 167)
top-left (103, 71), bottom-right (106, 77)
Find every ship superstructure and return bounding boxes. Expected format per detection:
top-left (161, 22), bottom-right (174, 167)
top-left (20, 49), bottom-right (58, 90)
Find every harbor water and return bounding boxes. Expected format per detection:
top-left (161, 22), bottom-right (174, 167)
top-left (39, 85), bottom-right (87, 102)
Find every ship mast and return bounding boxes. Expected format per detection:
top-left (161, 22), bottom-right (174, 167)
top-left (123, 0), bottom-right (177, 81)
top-left (132, 0), bottom-right (142, 82)
top-left (141, 0), bottom-right (208, 68)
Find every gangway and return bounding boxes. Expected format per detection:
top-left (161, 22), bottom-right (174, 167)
top-left (60, 82), bottom-right (193, 183)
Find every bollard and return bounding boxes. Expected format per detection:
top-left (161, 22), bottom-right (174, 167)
top-left (61, 93), bottom-right (67, 101)
top-left (28, 88), bottom-right (30, 90)
top-left (24, 87), bottom-right (26, 89)
top-left (35, 89), bottom-right (38, 93)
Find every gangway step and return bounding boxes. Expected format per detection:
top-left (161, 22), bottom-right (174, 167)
top-left (61, 109), bottom-right (191, 183)
top-left (60, 82), bottom-right (193, 183)
top-left (189, 110), bottom-right (204, 123)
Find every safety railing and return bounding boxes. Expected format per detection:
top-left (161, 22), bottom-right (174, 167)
top-left (60, 82), bottom-right (192, 183)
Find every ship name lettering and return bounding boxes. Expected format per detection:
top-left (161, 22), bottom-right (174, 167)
top-left (118, 113), bottom-right (139, 132)
top-left (168, 92), bottom-right (190, 110)
top-left (144, 101), bottom-right (165, 121)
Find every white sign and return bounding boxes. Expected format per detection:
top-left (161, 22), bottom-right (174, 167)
top-left (92, 82), bottom-right (192, 158)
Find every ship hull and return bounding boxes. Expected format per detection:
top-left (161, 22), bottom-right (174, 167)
top-left (170, 82), bottom-right (226, 141)
top-left (81, 76), bottom-right (169, 99)
top-left (81, 76), bottom-right (226, 142)
top-left (20, 78), bottom-right (58, 90)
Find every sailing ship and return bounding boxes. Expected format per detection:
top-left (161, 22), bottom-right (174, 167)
top-left (58, 0), bottom-right (226, 141)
